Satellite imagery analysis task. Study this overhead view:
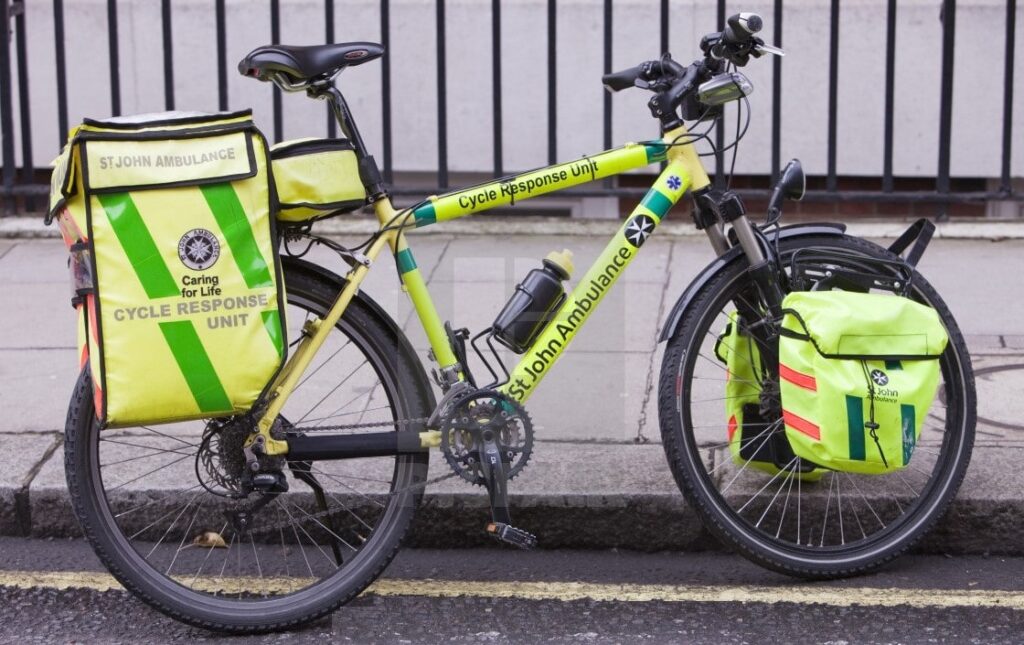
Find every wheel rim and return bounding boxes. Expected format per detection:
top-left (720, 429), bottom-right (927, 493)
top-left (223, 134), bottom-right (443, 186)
top-left (83, 284), bottom-right (424, 607)
top-left (674, 242), bottom-right (971, 562)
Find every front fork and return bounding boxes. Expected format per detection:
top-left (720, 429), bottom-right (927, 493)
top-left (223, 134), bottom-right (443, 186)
top-left (695, 189), bottom-right (786, 416)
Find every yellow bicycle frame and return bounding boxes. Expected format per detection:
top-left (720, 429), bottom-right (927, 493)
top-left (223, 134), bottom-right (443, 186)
top-left (252, 126), bottom-right (710, 455)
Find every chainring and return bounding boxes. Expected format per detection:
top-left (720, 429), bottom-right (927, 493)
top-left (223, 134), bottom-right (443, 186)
top-left (440, 390), bottom-right (534, 486)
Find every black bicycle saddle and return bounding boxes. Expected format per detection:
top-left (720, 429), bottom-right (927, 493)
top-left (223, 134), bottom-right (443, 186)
top-left (238, 42), bottom-right (384, 83)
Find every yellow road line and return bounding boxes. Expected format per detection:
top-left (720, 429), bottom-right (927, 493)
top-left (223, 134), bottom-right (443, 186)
top-left (0, 570), bottom-right (1021, 610)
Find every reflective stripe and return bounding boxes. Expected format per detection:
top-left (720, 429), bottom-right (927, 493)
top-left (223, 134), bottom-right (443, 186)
top-left (97, 193), bottom-right (180, 299)
top-left (901, 403), bottom-right (916, 465)
top-left (779, 363), bottom-right (817, 391)
top-left (639, 189), bottom-right (673, 221)
top-left (395, 248), bottom-right (418, 274)
top-left (261, 309), bottom-right (284, 358)
top-left (846, 395), bottom-right (866, 460)
top-left (413, 202), bottom-right (437, 227)
top-left (158, 320), bottom-right (232, 413)
top-left (199, 183), bottom-right (274, 289)
top-left (644, 143), bottom-right (668, 163)
top-left (783, 409), bottom-right (820, 440)
top-left (727, 414), bottom-right (738, 442)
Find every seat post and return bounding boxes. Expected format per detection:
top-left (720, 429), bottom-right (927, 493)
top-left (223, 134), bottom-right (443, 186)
top-left (314, 82), bottom-right (387, 198)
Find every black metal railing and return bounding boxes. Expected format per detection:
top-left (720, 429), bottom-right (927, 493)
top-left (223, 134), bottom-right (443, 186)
top-left (0, 0), bottom-right (1020, 215)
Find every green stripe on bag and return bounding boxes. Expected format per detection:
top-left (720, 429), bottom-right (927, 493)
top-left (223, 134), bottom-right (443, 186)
top-left (97, 193), bottom-right (180, 299)
top-left (261, 309), bottom-right (284, 358)
top-left (200, 183), bottom-right (274, 289)
top-left (901, 404), bottom-right (916, 465)
top-left (846, 395), bottom-right (866, 461)
top-left (158, 320), bottom-right (232, 413)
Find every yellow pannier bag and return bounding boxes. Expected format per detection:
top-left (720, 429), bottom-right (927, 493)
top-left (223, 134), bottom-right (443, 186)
top-left (270, 138), bottom-right (367, 223)
top-left (47, 110), bottom-right (287, 427)
top-left (779, 291), bottom-right (948, 475)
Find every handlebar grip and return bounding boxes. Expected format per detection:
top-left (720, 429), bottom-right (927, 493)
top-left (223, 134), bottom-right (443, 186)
top-left (602, 65), bottom-right (645, 92)
top-left (723, 12), bottom-right (763, 44)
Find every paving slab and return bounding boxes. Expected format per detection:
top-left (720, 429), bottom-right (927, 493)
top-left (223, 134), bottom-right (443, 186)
top-left (0, 283), bottom-right (76, 350)
top-left (0, 434), bottom-right (60, 536)
top-left (966, 335), bottom-right (1011, 353)
top-left (971, 354), bottom-right (1024, 442)
top-left (913, 239), bottom-right (1024, 337)
top-left (0, 350), bottom-right (79, 432)
top-left (0, 240), bottom-right (68, 284)
top-left (1003, 335), bottom-right (1024, 351)
top-left (0, 240), bottom-right (16, 261)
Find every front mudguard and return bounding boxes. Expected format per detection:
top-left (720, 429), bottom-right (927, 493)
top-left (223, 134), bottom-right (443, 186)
top-left (658, 222), bottom-right (847, 343)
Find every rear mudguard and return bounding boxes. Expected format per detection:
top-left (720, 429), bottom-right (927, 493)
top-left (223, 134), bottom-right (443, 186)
top-left (658, 223), bottom-right (847, 343)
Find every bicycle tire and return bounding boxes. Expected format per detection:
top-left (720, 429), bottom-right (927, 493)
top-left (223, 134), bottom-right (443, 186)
top-left (658, 234), bottom-right (976, 578)
top-left (64, 263), bottom-right (433, 633)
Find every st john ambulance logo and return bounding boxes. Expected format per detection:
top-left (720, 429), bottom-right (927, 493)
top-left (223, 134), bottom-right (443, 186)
top-left (178, 229), bottom-right (220, 271)
top-left (624, 215), bottom-right (655, 248)
top-left (870, 369), bottom-right (889, 386)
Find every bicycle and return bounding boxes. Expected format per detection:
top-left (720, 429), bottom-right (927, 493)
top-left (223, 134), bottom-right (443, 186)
top-left (62, 12), bottom-right (976, 633)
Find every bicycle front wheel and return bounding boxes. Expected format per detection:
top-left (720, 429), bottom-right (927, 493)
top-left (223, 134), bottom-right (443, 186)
top-left (658, 234), bottom-right (975, 578)
top-left (64, 263), bottom-right (432, 632)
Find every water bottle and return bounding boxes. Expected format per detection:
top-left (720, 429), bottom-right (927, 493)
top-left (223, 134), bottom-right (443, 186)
top-left (491, 250), bottom-right (574, 353)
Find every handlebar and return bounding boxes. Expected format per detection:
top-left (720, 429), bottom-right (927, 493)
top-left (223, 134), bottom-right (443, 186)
top-left (602, 11), bottom-right (780, 129)
top-left (601, 58), bottom-right (688, 93)
top-left (601, 65), bottom-right (646, 92)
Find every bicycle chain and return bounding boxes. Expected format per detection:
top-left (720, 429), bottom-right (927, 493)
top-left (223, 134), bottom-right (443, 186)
top-left (236, 416), bottom-right (458, 536)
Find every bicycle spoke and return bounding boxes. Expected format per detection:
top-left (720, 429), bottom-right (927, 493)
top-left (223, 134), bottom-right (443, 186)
top-left (720, 420), bottom-right (783, 490)
top-left (295, 359), bottom-right (369, 424)
top-left (820, 473), bottom-right (835, 547)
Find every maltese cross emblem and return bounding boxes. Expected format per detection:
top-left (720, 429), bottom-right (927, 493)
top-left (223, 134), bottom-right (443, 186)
top-left (624, 215), bottom-right (655, 248)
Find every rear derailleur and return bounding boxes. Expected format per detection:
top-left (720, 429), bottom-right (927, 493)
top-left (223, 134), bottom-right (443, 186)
top-left (439, 389), bottom-right (536, 549)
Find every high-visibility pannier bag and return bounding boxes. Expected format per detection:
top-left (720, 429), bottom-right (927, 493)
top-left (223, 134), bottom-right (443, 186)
top-left (778, 290), bottom-right (948, 475)
top-left (47, 110), bottom-right (287, 427)
top-left (270, 138), bottom-right (367, 223)
top-left (715, 312), bottom-right (821, 481)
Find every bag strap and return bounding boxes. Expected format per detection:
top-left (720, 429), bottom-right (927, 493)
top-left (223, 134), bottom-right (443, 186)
top-left (713, 321), bottom-right (733, 364)
top-left (887, 218), bottom-right (935, 268)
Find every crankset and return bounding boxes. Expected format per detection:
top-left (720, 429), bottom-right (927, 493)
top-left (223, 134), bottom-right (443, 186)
top-left (440, 389), bottom-right (537, 549)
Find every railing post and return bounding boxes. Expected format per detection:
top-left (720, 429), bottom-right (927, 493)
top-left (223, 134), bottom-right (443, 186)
top-left (13, 0), bottom-right (32, 211)
top-left (936, 0), bottom-right (956, 221)
top-left (0, 0), bottom-right (16, 214)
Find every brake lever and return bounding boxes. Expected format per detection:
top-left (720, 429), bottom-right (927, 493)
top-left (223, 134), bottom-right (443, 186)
top-left (754, 42), bottom-right (785, 57)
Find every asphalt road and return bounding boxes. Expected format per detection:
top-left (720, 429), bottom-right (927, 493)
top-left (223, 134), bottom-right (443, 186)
top-left (0, 537), bottom-right (1022, 644)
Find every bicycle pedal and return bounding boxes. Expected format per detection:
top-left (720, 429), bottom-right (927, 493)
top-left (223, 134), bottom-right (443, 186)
top-left (486, 522), bottom-right (537, 550)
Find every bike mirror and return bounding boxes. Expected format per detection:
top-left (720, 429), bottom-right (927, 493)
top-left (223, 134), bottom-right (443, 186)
top-left (779, 158), bottom-right (805, 201)
top-left (767, 159), bottom-right (805, 221)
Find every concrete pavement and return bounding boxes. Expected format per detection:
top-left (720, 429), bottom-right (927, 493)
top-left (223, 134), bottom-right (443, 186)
top-left (1, 224), bottom-right (1023, 552)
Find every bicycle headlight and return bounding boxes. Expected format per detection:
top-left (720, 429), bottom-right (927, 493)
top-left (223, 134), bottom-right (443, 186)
top-left (697, 72), bottom-right (754, 106)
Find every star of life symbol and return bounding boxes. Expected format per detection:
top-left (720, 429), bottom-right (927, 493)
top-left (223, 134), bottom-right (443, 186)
top-left (178, 228), bottom-right (220, 271)
top-left (870, 369), bottom-right (889, 386)
top-left (667, 175), bottom-right (682, 191)
top-left (624, 215), bottom-right (655, 248)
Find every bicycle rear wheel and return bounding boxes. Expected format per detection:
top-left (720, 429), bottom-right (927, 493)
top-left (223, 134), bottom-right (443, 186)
top-left (65, 264), bottom-right (432, 632)
top-left (658, 234), bottom-right (975, 578)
